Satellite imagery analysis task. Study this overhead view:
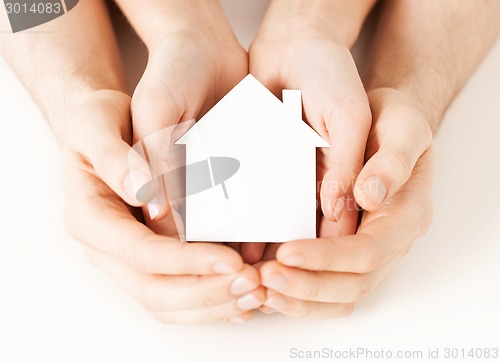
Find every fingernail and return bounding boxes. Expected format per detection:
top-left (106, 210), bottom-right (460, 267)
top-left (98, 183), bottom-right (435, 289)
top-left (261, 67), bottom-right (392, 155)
top-left (231, 277), bottom-right (258, 295)
top-left (229, 314), bottom-right (249, 323)
top-left (237, 294), bottom-right (262, 310)
top-left (213, 262), bottom-right (238, 275)
top-left (332, 196), bottom-right (345, 222)
top-left (262, 274), bottom-right (288, 291)
top-left (281, 254), bottom-right (305, 267)
top-left (147, 197), bottom-right (160, 220)
top-left (364, 176), bottom-right (387, 205)
top-left (123, 169), bottom-right (151, 201)
top-left (264, 293), bottom-right (288, 310)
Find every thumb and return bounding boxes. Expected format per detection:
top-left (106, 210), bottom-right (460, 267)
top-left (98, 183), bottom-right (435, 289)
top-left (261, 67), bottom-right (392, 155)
top-left (354, 89), bottom-right (433, 211)
top-left (66, 91), bottom-right (158, 208)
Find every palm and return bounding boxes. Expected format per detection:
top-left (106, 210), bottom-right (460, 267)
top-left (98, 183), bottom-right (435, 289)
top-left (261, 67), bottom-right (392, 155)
top-left (130, 32), bottom-right (248, 237)
top-left (237, 35), bottom-right (371, 263)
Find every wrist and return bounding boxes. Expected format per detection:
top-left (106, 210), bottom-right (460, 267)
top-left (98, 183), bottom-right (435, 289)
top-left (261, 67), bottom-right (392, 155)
top-left (367, 82), bottom-right (443, 134)
top-left (394, 87), bottom-right (442, 134)
top-left (256, 0), bottom-right (377, 47)
top-left (367, 87), bottom-right (437, 136)
top-left (117, 0), bottom-right (238, 51)
top-left (51, 88), bottom-right (128, 145)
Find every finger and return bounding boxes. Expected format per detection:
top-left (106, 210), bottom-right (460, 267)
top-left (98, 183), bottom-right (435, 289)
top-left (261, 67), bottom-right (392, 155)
top-left (67, 91), bottom-right (156, 207)
top-left (276, 152), bottom-right (433, 274)
top-left (354, 89), bottom-right (433, 211)
top-left (253, 65), bottom-right (369, 236)
top-left (225, 242), bottom-right (242, 254)
top-left (314, 59), bottom-right (371, 225)
top-left (275, 217), bottom-right (415, 274)
top-left (263, 290), bottom-right (355, 319)
top-left (131, 89), bottom-right (181, 222)
top-left (85, 247), bottom-right (260, 311)
top-left (145, 200), bottom-right (183, 238)
top-left (260, 256), bottom-right (399, 304)
top-left (262, 243), bottom-right (281, 261)
top-left (131, 41), bottom-right (209, 221)
top-left (317, 205), bottom-right (361, 240)
top-left (151, 288), bottom-right (266, 325)
top-left (64, 152), bottom-right (244, 275)
top-left (130, 34), bottom-right (248, 222)
top-left (131, 120), bottom-right (196, 223)
top-left (240, 243), bottom-right (267, 264)
top-left (275, 232), bottom-right (402, 275)
top-left (228, 310), bottom-right (255, 323)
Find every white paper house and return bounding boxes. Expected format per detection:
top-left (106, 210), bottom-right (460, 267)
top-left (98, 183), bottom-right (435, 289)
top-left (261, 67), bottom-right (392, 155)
top-left (176, 75), bottom-right (329, 242)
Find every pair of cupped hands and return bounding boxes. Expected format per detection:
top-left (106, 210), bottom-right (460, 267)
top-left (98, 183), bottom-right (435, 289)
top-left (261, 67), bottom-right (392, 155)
top-left (62, 21), bottom-right (434, 324)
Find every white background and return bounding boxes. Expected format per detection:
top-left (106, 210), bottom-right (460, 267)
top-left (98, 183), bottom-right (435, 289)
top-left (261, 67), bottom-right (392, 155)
top-left (1, 1), bottom-right (499, 361)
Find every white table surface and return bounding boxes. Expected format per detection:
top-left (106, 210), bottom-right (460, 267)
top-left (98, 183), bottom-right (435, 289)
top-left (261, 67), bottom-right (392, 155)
top-left (1, 2), bottom-right (499, 361)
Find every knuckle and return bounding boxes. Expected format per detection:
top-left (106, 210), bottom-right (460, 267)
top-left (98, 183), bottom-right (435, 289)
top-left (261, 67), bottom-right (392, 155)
top-left (319, 241), bottom-right (339, 271)
top-left (129, 244), bottom-right (155, 274)
top-left (324, 99), bottom-right (372, 137)
top-left (304, 279), bottom-right (321, 301)
top-left (178, 243), bottom-right (199, 275)
top-left (294, 300), bottom-right (313, 319)
top-left (411, 108), bottom-right (434, 146)
top-left (151, 312), bottom-right (174, 325)
top-left (199, 285), bottom-right (221, 308)
top-left (131, 89), bottom-right (156, 121)
top-left (421, 121), bottom-right (434, 146)
top-left (339, 303), bottom-right (356, 317)
top-left (353, 275), bottom-right (373, 302)
top-left (325, 158), bottom-right (362, 180)
top-left (132, 82), bottom-right (182, 128)
top-left (207, 306), bottom-right (230, 323)
top-left (386, 151), bottom-right (413, 185)
top-left (358, 243), bottom-right (384, 273)
top-left (135, 283), bottom-right (159, 312)
top-left (93, 143), bottom-right (122, 171)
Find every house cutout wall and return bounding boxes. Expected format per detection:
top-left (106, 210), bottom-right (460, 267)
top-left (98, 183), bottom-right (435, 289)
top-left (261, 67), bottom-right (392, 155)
top-left (176, 74), bottom-right (329, 242)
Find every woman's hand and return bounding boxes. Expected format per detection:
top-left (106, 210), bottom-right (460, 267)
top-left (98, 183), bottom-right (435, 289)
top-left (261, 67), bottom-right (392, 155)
top-left (130, 5), bottom-right (248, 227)
top-left (63, 90), bottom-right (265, 324)
top-left (258, 88), bottom-right (434, 318)
top-left (244, 0), bottom-right (375, 263)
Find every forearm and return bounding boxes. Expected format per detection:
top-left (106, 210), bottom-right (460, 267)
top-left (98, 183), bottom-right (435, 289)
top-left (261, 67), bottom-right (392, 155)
top-left (256, 0), bottom-right (377, 47)
top-left (366, 0), bottom-right (500, 132)
top-left (114, 0), bottom-right (237, 49)
top-left (0, 0), bottom-right (126, 143)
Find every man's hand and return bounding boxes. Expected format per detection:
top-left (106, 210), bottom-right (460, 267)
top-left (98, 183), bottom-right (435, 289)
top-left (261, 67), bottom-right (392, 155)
top-left (1, 0), bottom-right (265, 324)
top-left (255, 0), bottom-right (500, 318)
top-left (63, 90), bottom-right (265, 324)
top-left (258, 88), bottom-right (434, 318)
